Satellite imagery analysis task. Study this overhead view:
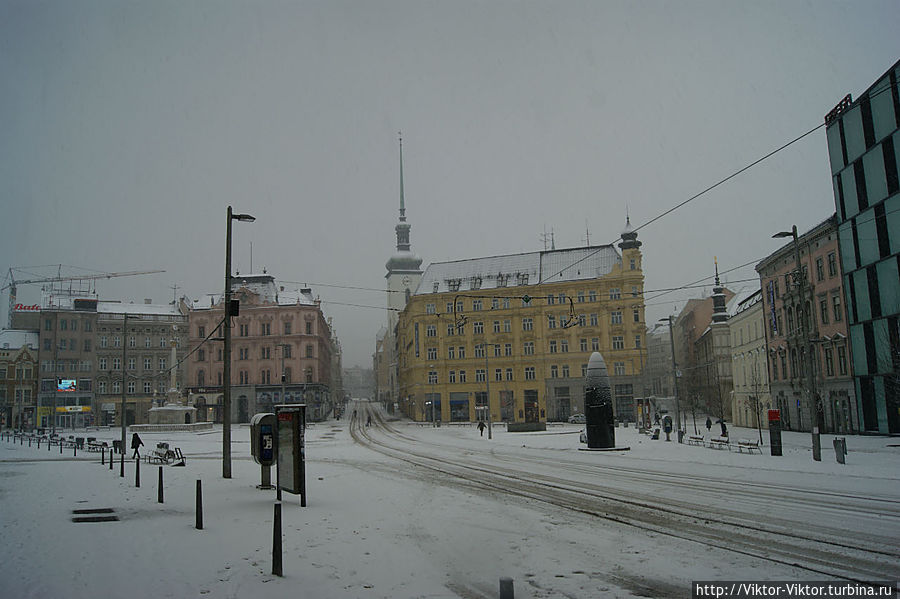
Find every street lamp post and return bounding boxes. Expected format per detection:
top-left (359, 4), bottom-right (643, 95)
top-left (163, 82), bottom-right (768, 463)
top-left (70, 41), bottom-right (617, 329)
top-left (429, 364), bottom-right (436, 427)
top-left (479, 342), bottom-right (492, 439)
top-left (773, 225), bottom-right (821, 462)
top-left (660, 316), bottom-right (681, 441)
top-left (223, 206), bottom-right (255, 479)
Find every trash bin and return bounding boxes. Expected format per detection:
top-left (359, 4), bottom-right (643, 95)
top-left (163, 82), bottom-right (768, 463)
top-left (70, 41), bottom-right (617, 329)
top-left (833, 437), bottom-right (847, 464)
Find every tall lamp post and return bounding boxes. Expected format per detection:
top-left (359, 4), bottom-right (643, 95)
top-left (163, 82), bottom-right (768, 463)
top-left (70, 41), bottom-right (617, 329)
top-left (479, 343), bottom-right (492, 439)
top-left (223, 206), bottom-right (255, 479)
top-left (773, 225), bottom-right (821, 462)
top-left (659, 316), bottom-right (681, 441)
top-left (429, 364), bottom-right (436, 427)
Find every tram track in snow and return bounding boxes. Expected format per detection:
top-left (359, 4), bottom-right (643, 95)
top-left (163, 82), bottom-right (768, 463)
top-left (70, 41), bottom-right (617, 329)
top-left (349, 402), bottom-right (900, 585)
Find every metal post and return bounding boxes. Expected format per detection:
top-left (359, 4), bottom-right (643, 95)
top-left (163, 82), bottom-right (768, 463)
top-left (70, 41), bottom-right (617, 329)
top-left (223, 206), bottom-right (233, 479)
top-left (665, 316), bottom-right (682, 440)
top-left (281, 344), bottom-right (287, 406)
top-left (196, 480), bottom-right (203, 530)
top-left (158, 466), bottom-right (164, 503)
top-left (272, 502), bottom-right (283, 576)
top-left (500, 577), bottom-right (515, 599)
top-left (135, 456), bottom-right (140, 487)
top-left (120, 449), bottom-right (124, 477)
top-left (484, 343), bottom-right (492, 439)
top-left (102, 446), bottom-right (105, 466)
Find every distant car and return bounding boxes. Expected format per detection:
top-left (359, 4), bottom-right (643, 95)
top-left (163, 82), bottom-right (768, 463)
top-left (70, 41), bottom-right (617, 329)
top-left (568, 413), bottom-right (586, 424)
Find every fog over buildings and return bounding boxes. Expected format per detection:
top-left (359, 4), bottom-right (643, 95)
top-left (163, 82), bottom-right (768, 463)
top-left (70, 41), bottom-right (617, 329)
top-left (1, 1), bottom-right (899, 369)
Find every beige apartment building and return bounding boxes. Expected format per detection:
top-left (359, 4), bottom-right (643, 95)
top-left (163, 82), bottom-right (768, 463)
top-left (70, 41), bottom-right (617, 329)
top-left (0, 330), bottom-right (38, 429)
top-left (728, 289), bottom-right (771, 431)
top-left (396, 223), bottom-right (646, 426)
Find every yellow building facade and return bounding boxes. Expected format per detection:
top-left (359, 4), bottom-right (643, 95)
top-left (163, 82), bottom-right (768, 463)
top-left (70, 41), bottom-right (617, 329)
top-left (396, 228), bottom-right (645, 426)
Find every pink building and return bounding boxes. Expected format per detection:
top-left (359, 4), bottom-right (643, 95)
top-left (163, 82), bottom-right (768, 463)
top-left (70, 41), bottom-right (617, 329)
top-left (756, 215), bottom-right (856, 433)
top-left (186, 274), bottom-right (335, 422)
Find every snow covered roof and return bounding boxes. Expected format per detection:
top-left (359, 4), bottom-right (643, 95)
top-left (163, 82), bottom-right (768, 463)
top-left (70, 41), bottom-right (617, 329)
top-left (191, 274), bottom-right (317, 311)
top-left (0, 329), bottom-right (39, 350)
top-left (727, 287), bottom-right (762, 318)
top-left (96, 302), bottom-right (183, 317)
top-left (415, 245), bottom-right (621, 295)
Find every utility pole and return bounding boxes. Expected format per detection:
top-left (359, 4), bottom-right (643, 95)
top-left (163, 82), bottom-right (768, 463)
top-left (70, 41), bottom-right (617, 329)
top-left (662, 315), bottom-right (681, 440)
top-left (121, 313), bottom-right (127, 459)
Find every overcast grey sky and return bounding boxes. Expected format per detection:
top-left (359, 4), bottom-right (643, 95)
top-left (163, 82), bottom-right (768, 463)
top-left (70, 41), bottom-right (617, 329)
top-left (1, 1), bottom-right (898, 368)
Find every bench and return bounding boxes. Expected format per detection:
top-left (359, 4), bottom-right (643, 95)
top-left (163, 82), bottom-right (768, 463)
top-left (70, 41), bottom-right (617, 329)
top-left (87, 440), bottom-right (109, 452)
top-left (687, 435), bottom-right (705, 446)
top-left (735, 439), bottom-right (761, 454)
top-left (145, 443), bottom-right (186, 466)
top-left (707, 437), bottom-right (729, 450)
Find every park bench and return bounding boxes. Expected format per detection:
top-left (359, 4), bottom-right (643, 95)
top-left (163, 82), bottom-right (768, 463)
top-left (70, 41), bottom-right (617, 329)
top-left (86, 440), bottom-right (108, 452)
top-left (707, 437), bottom-right (729, 450)
top-left (735, 439), bottom-right (761, 454)
top-left (145, 443), bottom-right (186, 466)
top-left (687, 435), bottom-right (705, 446)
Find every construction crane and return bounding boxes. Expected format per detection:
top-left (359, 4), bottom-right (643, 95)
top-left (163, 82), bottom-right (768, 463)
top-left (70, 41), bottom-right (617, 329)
top-left (2, 266), bottom-right (166, 328)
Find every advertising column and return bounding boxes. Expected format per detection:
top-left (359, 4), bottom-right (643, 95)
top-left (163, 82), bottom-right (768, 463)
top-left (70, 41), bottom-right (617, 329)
top-left (275, 404), bottom-right (306, 507)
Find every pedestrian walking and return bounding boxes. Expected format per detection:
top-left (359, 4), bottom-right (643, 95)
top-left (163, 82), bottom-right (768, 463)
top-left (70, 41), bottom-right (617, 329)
top-left (706, 417), bottom-right (712, 432)
top-left (366, 414), bottom-right (372, 427)
top-left (719, 419), bottom-right (728, 438)
top-left (131, 432), bottom-right (143, 459)
top-left (477, 421), bottom-right (486, 437)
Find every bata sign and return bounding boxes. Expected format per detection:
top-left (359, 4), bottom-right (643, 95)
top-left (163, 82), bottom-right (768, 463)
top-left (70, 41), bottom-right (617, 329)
top-left (13, 304), bottom-right (41, 312)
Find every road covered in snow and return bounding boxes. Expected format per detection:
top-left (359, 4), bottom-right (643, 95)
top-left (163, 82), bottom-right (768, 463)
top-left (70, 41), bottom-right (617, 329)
top-left (1, 401), bottom-right (898, 599)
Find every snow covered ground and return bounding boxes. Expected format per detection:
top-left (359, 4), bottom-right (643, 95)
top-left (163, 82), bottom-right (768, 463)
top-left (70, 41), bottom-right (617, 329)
top-left (1, 407), bottom-right (898, 599)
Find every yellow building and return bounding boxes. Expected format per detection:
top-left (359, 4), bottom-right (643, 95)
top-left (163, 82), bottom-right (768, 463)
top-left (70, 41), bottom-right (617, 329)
top-left (396, 223), bottom-right (645, 427)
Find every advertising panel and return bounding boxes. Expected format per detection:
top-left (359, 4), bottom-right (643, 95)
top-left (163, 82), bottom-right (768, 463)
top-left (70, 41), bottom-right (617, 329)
top-left (275, 404), bottom-right (306, 505)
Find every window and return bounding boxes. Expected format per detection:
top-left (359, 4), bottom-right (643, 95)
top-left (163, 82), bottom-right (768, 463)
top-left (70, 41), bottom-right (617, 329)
top-left (198, 325), bottom-right (205, 338)
top-left (578, 314), bottom-right (586, 327)
top-left (100, 336), bottom-right (108, 348)
top-left (113, 358), bottom-right (121, 371)
top-left (427, 347), bottom-right (438, 360)
top-left (827, 252), bottom-right (837, 277)
top-left (458, 346), bottom-right (465, 359)
top-left (98, 381), bottom-right (107, 394)
top-left (83, 339), bottom-right (91, 352)
top-left (612, 336), bottom-right (624, 350)
top-left (114, 336), bottom-right (121, 348)
top-left (491, 298), bottom-right (500, 310)
top-left (614, 362), bottom-right (625, 376)
top-left (832, 295), bottom-right (842, 322)
top-left (426, 325), bottom-right (436, 337)
top-left (524, 342), bottom-right (534, 355)
top-left (630, 259), bottom-right (636, 270)
top-left (474, 345), bottom-right (485, 358)
top-left (505, 368), bottom-right (513, 381)
top-left (820, 298), bottom-right (829, 325)
top-left (611, 311), bottom-right (623, 325)
top-left (588, 290), bottom-right (597, 302)
top-left (240, 324), bottom-right (249, 337)
top-left (261, 323), bottom-right (271, 336)
top-left (472, 299), bottom-right (482, 311)
top-left (580, 338), bottom-right (588, 352)
top-left (198, 349), bottom-right (206, 362)
top-left (112, 381), bottom-right (121, 394)
top-left (771, 355), bottom-right (778, 381)
top-left (609, 288), bottom-right (621, 299)
top-left (160, 336), bottom-right (167, 347)
top-left (816, 257), bottom-right (825, 282)
top-left (502, 298), bottom-right (510, 309)
top-left (589, 313), bottom-right (598, 326)
top-left (524, 367), bottom-right (535, 380)
top-left (494, 368), bottom-right (503, 381)
top-left (577, 291), bottom-right (585, 303)
top-left (633, 308), bottom-right (640, 323)
top-left (494, 344), bottom-right (501, 357)
top-left (475, 369), bottom-right (486, 382)
top-left (548, 294), bottom-right (556, 305)
top-left (425, 303), bottom-right (436, 315)
top-left (549, 340), bottom-right (558, 353)
top-left (837, 346), bottom-right (847, 375)
top-left (145, 337), bottom-right (151, 348)
top-left (560, 339), bottom-right (569, 353)
top-left (44, 339), bottom-right (51, 351)
top-left (825, 347), bottom-right (835, 376)
top-left (60, 319), bottom-right (67, 331)
top-left (522, 318), bottom-right (533, 331)
top-left (634, 335), bottom-right (641, 349)
top-left (449, 370), bottom-right (456, 383)
top-left (99, 358), bottom-right (108, 370)
top-left (503, 319), bottom-right (511, 333)
top-left (548, 315), bottom-right (556, 329)
top-left (143, 381), bottom-right (152, 394)
top-left (306, 321), bottom-right (313, 334)
top-left (45, 318), bottom-right (52, 331)
top-left (558, 293), bottom-right (566, 304)
top-left (144, 357), bottom-right (152, 370)
top-left (306, 344), bottom-right (314, 358)
top-left (550, 365), bottom-right (558, 378)
top-left (504, 343), bottom-right (512, 356)
top-left (493, 320), bottom-right (501, 333)
top-left (473, 321), bottom-right (484, 334)
top-left (591, 337), bottom-right (599, 351)
top-left (239, 348), bottom-right (248, 360)
top-left (780, 353), bottom-right (787, 380)
top-left (447, 324), bottom-right (455, 336)
top-left (448, 346), bottom-right (455, 360)
top-left (197, 370), bottom-right (205, 386)
top-left (458, 370), bottom-right (467, 383)
top-left (428, 371), bottom-right (438, 384)
top-left (562, 364), bottom-right (570, 377)
top-left (239, 371), bottom-right (249, 385)
top-left (159, 357), bottom-right (166, 370)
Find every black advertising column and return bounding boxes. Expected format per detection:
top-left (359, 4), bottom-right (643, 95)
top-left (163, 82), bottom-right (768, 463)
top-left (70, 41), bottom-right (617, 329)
top-left (584, 352), bottom-right (615, 449)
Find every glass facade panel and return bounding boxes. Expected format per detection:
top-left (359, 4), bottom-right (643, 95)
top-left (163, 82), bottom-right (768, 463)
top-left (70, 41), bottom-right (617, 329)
top-left (853, 270), bottom-right (871, 322)
top-left (887, 194), bottom-right (900, 255)
top-left (856, 208), bottom-right (880, 266)
top-left (826, 124), bottom-right (845, 174)
top-left (870, 77), bottom-right (896, 142)
top-left (874, 319), bottom-right (892, 373)
top-left (862, 149), bottom-right (888, 205)
top-left (850, 324), bottom-right (867, 375)
top-left (838, 222), bottom-right (857, 272)
top-left (839, 164), bottom-right (859, 219)
top-left (876, 259), bottom-right (900, 316)
top-left (842, 105), bottom-right (866, 163)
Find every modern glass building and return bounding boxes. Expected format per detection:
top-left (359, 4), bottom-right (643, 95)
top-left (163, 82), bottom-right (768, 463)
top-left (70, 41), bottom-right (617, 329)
top-left (824, 59), bottom-right (900, 434)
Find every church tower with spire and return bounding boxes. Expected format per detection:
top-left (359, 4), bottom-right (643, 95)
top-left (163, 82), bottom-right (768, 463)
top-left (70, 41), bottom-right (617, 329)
top-left (385, 133), bottom-right (424, 323)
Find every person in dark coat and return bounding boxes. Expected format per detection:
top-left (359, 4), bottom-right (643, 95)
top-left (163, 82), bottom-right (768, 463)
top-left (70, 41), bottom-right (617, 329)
top-left (719, 419), bottom-right (727, 437)
top-left (477, 421), bottom-right (486, 437)
top-left (131, 433), bottom-right (143, 459)
top-left (706, 417), bottom-right (712, 432)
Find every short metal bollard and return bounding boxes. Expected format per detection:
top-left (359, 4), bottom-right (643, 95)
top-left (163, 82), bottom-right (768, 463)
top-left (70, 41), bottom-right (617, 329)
top-left (102, 446), bottom-right (105, 466)
top-left (195, 480), bottom-right (203, 530)
top-left (135, 457), bottom-right (140, 488)
top-left (158, 466), bottom-right (164, 503)
top-left (272, 503), bottom-right (283, 577)
top-left (500, 576), bottom-right (514, 599)
top-left (833, 437), bottom-right (847, 464)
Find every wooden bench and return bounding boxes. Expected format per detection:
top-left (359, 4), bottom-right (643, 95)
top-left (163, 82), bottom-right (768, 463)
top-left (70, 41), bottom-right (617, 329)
top-left (687, 435), bottom-right (705, 446)
top-left (86, 440), bottom-right (109, 452)
top-left (145, 443), bottom-right (186, 466)
top-left (735, 439), bottom-right (761, 454)
top-left (707, 437), bottom-right (729, 449)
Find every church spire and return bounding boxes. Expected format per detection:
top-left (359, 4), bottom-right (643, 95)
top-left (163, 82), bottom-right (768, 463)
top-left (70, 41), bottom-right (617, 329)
top-left (399, 131), bottom-right (406, 223)
top-left (711, 256), bottom-right (729, 324)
